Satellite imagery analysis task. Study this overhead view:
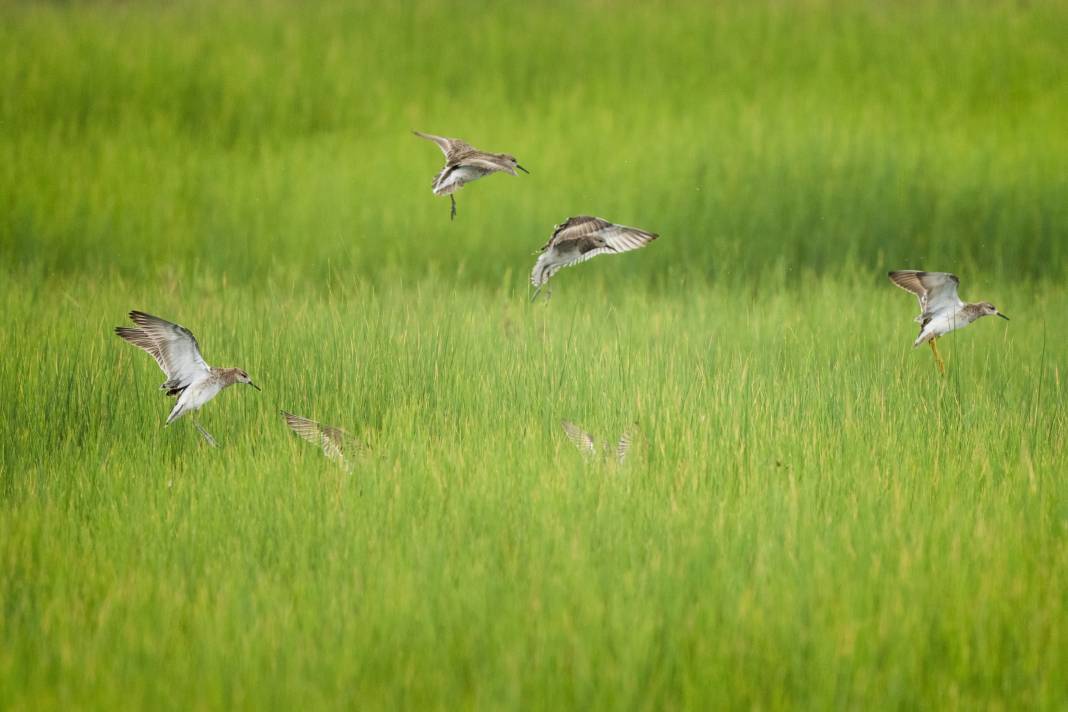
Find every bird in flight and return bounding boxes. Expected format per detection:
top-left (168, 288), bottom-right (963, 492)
top-left (888, 270), bottom-right (1008, 375)
top-left (115, 310), bottom-right (260, 446)
top-left (413, 130), bottom-right (528, 219)
top-left (531, 216), bottom-right (659, 301)
top-left (282, 411), bottom-right (363, 470)
top-left (561, 420), bottom-right (639, 464)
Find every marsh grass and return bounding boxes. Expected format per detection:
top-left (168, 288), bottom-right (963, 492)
top-left (2, 275), bottom-right (1065, 709)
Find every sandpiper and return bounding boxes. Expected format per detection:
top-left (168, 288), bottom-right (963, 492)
top-left (115, 310), bottom-right (260, 446)
top-left (531, 216), bottom-right (658, 301)
top-left (561, 420), bottom-right (639, 464)
top-left (888, 270), bottom-right (1009, 374)
top-left (282, 411), bottom-right (362, 470)
top-left (413, 130), bottom-right (528, 219)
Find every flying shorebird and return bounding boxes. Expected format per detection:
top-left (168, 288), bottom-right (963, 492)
top-left (530, 216), bottom-right (659, 301)
top-left (282, 411), bottom-right (363, 470)
top-left (412, 130), bottom-right (528, 219)
top-left (115, 310), bottom-right (260, 446)
top-left (561, 421), bottom-right (639, 464)
top-left (888, 270), bottom-right (1009, 375)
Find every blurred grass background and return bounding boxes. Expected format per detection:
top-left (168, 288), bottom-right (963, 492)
top-left (1, 1), bottom-right (1066, 710)
top-left (1, 0), bottom-right (1065, 287)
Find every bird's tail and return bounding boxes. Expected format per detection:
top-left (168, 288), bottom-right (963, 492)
top-left (530, 255), bottom-right (552, 289)
top-left (165, 402), bottom-right (186, 425)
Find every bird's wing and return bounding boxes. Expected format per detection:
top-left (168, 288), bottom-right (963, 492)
top-left (283, 411), bottom-right (323, 444)
top-left (115, 311), bottom-right (210, 389)
top-left (585, 221), bottom-right (659, 254)
top-left (460, 154), bottom-right (512, 174)
top-left (413, 131), bottom-right (471, 160)
top-left (561, 420), bottom-right (597, 457)
top-left (615, 424), bottom-right (640, 463)
top-left (888, 271), bottom-right (963, 321)
top-left (555, 219), bottom-right (659, 266)
top-left (546, 216), bottom-right (615, 248)
top-left (321, 424), bottom-right (361, 462)
top-left (282, 411), bottom-right (359, 464)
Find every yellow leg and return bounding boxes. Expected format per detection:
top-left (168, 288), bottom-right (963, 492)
top-left (929, 339), bottom-right (946, 376)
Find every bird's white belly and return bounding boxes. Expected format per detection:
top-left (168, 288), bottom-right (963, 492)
top-left (433, 166), bottom-right (483, 195)
top-left (919, 313), bottom-right (968, 342)
top-left (180, 378), bottom-right (224, 412)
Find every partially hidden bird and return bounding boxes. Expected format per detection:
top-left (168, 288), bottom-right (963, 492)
top-left (282, 411), bottom-right (363, 470)
top-left (561, 420), bottom-right (639, 464)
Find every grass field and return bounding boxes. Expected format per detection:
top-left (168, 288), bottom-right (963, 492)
top-left (2, 1), bottom-right (1066, 709)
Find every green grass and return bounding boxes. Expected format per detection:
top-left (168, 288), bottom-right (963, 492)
top-left (1, 1), bottom-right (1066, 709)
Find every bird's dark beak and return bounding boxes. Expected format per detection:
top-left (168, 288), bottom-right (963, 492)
top-left (996, 312), bottom-right (1009, 321)
top-left (516, 164), bottom-right (529, 174)
top-left (250, 382), bottom-right (262, 390)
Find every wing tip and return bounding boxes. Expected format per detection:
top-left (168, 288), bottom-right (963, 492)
top-left (115, 325), bottom-right (144, 340)
top-left (888, 270), bottom-right (918, 286)
top-left (127, 309), bottom-right (165, 326)
top-left (282, 410), bottom-right (307, 426)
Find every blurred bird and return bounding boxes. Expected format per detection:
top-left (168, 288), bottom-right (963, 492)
top-left (115, 310), bottom-right (260, 446)
top-left (412, 130), bottom-right (528, 219)
top-left (531, 216), bottom-right (658, 301)
top-left (282, 411), bottom-right (363, 470)
top-left (561, 420), bottom-right (639, 464)
top-left (888, 270), bottom-right (1009, 375)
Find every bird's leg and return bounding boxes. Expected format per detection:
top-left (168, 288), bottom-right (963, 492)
top-left (193, 418), bottom-right (219, 447)
top-left (929, 339), bottom-right (946, 376)
top-left (450, 194), bottom-right (457, 220)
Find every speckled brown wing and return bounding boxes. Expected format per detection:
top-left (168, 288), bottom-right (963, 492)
top-left (538, 216), bottom-right (613, 252)
top-left (561, 420), bottom-right (597, 458)
top-left (283, 411), bottom-right (360, 465)
top-left (615, 424), bottom-right (640, 464)
top-left (413, 131), bottom-right (474, 162)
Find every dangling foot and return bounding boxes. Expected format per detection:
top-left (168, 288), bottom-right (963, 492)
top-left (194, 420), bottom-right (219, 447)
top-left (929, 339), bottom-right (946, 376)
top-left (450, 195), bottom-right (457, 220)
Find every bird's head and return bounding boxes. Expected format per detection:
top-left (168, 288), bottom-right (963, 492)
top-left (978, 302), bottom-right (1009, 320)
top-left (501, 154), bottom-right (528, 175)
top-left (235, 369), bottom-right (262, 390)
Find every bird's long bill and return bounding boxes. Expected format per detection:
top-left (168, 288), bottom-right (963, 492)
top-left (250, 382), bottom-right (262, 390)
top-left (516, 164), bottom-right (529, 174)
top-left (996, 312), bottom-right (1010, 321)
top-left (530, 285), bottom-right (542, 303)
